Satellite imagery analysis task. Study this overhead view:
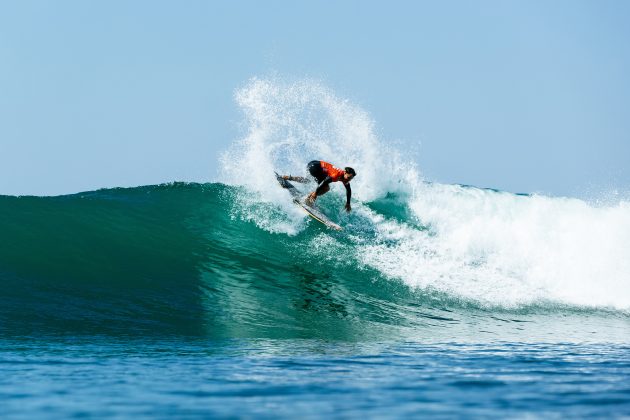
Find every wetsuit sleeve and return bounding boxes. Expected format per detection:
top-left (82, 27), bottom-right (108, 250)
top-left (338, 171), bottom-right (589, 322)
top-left (345, 183), bottom-right (351, 205)
top-left (315, 176), bottom-right (333, 195)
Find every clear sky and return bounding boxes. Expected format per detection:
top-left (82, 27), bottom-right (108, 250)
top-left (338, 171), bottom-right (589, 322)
top-left (1, 0), bottom-right (629, 197)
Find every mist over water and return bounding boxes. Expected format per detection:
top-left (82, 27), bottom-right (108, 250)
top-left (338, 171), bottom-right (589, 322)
top-left (220, 78), bottom-right (630, 312)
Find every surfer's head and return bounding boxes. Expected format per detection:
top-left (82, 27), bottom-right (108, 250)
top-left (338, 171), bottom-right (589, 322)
top-left (344, 167), bottom-right (356, 181)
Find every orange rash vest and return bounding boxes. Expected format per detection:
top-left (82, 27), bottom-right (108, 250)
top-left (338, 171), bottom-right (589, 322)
top-left (320, 161), bottom-right (346, 182)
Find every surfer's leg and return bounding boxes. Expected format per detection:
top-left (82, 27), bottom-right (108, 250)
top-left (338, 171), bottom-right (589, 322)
top-left (305, 184), bottom-right (328, 205)
top-left (282, 175), bottom-right (308, 183)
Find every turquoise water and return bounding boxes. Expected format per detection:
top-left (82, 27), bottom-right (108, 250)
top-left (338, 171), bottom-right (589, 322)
top-left (1, 183), bottom-right (629, 417)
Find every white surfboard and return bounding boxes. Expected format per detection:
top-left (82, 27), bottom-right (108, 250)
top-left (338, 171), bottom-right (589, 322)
top-left (275, 172), bottom-right (342, 231)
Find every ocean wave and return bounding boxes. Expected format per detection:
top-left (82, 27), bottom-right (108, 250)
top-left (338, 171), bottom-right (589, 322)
top-left (0, 182), bottom-right (627, 341)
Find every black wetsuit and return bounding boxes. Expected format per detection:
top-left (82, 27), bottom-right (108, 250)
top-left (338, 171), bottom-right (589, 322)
top-left (307, 160), bottom-right (327, 183)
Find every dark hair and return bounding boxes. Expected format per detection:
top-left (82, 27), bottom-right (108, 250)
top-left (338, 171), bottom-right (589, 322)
top-left (344, 167), bottom-right (356, 176)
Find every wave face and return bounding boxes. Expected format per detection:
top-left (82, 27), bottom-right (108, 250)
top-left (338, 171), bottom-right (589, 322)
top-left (0, 183), bottom-right (430, 339)
top-left (1, 79), bottom-right (629, 340)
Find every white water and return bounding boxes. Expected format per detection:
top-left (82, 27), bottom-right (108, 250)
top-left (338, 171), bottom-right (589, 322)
top-left (220, 78), bottom-right (630, 311)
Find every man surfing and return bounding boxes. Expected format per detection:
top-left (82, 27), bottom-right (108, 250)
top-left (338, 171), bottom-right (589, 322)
top-left (282, 160), bottom-right (356, 212)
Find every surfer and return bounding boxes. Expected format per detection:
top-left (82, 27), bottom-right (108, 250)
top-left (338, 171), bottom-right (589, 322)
top-left (282, 160), bottom-right (356, 212)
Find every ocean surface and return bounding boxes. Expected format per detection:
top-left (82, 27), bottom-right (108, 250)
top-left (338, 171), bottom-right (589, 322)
top-left (2, 80), bottom-right (630, 417)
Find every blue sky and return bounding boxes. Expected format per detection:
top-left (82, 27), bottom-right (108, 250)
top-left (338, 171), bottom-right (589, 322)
top-left (1, 0), bottom-right (629, 196)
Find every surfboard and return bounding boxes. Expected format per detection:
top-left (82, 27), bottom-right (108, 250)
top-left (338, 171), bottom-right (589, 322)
top-left (275, 172), bottom-right (342, 231)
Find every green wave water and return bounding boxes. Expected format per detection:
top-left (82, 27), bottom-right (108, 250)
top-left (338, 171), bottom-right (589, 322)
top-left (0, 183), bottom-right (407, 338)
top-left (1, 183), bottom-right (627, 342)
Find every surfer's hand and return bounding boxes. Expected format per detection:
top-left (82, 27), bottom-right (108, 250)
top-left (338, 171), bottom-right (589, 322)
top-left (345, 203), bottom-right (351, 212)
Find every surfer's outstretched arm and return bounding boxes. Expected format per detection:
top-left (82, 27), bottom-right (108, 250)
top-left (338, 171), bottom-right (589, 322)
top-left (344, 183), bottom-right (352, 212)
